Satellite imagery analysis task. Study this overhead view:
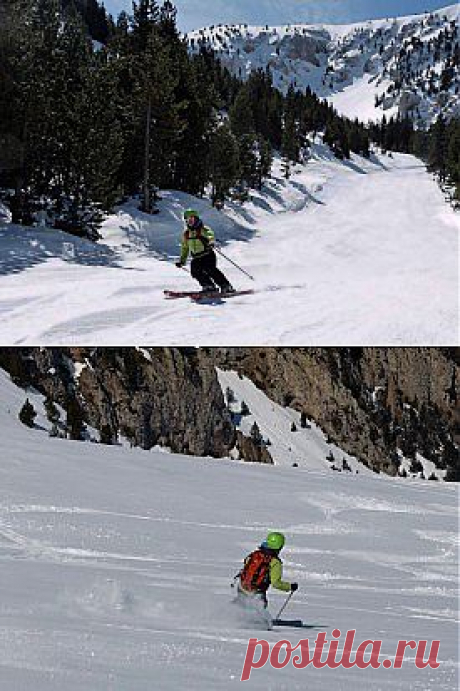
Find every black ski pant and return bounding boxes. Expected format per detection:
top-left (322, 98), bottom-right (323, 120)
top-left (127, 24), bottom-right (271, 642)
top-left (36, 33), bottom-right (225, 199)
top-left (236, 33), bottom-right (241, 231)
top-left (191, 250), bottom-right (231, 290)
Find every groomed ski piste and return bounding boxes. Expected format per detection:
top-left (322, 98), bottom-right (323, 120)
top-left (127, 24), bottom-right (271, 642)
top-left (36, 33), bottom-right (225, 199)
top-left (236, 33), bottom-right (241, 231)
top-left (0, 368), bottom-right (458, 690)
top-left (0, 141), bottom-right (458, 345)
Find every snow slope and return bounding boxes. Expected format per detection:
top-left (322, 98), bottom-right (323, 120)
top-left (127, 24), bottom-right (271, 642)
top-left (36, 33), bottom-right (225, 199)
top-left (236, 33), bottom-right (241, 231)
top-left (0, 369), bottom-right (458, 690)
top-left (0, 147), bottom-right (458, 345)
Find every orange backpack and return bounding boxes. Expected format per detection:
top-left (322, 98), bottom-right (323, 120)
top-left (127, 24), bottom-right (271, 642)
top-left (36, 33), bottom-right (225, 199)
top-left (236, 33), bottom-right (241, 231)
top-left (240, 549), bottom-right (273, 593)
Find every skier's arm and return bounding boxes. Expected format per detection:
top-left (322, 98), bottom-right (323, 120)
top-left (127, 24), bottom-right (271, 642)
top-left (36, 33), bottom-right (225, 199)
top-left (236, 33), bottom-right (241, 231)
top-left (269, 558), bottom-right (291, 592)
top-left (203, 226), bottom-right (215, 247)
top-left (179, 233), bottom-right (189, 264)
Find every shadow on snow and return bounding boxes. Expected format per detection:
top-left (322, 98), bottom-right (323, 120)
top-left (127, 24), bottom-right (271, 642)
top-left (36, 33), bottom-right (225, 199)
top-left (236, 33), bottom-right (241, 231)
top-left (0, 224), bottom-right (124, 277)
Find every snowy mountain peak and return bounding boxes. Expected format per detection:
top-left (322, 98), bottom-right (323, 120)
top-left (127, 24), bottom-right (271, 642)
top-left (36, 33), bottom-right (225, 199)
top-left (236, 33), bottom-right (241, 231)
top-left (186, 4), bottom-right (460, 125)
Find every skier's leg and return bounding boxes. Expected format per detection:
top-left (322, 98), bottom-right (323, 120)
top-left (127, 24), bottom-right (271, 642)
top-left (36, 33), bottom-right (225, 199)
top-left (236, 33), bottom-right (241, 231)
top-left (206, 252), bottom-right (234, 291)
top-left (191, 256), bottom-right (216, 291)
top-left (234, 585), bottom-right (272, 630)
top-left (259, 592), bottom-right (273, 629)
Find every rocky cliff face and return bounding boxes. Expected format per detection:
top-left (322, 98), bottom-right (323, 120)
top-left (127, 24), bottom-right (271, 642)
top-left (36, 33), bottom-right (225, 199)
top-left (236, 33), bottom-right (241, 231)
top-left (0, 347), bottom-right (236, 457)
top-left (211, 348), bottom-right (459, 477)
top-left (0, 347), bottom-right (458, 479)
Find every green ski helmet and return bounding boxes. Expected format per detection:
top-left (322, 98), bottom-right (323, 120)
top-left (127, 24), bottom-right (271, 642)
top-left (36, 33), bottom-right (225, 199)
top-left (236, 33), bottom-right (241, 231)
top-left (183, 208), bottom-right (199, 221)
top-left (266, 532), bottom-right (285, 551)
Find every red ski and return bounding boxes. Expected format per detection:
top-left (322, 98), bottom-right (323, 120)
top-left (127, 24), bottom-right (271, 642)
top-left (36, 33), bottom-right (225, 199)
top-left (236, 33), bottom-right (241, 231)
top-left (164, 289), bottom-right (254, 300)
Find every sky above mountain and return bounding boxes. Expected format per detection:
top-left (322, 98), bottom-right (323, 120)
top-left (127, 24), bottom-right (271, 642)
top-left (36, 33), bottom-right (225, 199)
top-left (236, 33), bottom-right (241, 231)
top-left (103, 0), bottom-right (455, 31)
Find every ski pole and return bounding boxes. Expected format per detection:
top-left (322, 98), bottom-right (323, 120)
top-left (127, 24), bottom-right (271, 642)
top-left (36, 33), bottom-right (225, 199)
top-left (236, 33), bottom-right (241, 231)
top-left (214, 244), bottom-right (255, 281)
top-left (274, 591), bottom-right (294, 620)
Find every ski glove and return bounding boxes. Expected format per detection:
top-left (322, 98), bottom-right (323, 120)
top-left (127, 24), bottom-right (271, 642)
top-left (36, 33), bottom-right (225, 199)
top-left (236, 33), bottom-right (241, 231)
top-left (290, 583), bottom-right (299, 592)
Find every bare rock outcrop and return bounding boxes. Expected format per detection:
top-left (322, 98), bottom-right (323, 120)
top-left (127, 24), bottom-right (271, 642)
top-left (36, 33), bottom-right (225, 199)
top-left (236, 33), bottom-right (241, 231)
top-left (0, 347), bottom-right (235, 457)
top-left (236, 431), bottom-right (273, 464)
top-left (0, 347), bottom-right (458, 478)
top-left (212, 348), bottom-right (459, 476)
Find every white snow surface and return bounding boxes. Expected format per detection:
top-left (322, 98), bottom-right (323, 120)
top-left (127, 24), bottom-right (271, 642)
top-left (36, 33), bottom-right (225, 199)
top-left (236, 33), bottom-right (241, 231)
top-left (0, 369), bottom-right (458, 690)
top-left (0, 146), bottom-right (458, 345)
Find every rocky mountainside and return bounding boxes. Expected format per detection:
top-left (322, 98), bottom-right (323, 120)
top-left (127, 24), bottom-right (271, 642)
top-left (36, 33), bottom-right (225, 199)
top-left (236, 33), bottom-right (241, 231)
top-left (186, 4), bottom-right (459, 126)
top-left (213, 347), bottom-right (460, 478)
top-left (0, 348), bottom-right (235, 457)
top-left (0, 347), bottom-right (458, 480)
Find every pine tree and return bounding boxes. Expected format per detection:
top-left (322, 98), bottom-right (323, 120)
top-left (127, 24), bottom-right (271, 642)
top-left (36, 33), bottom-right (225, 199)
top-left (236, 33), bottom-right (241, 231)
top-left (131, 0), bottom-right (160, 53)
top-left (229, 87), bottom-right (255, 138)
top-left (428, 116), bottom-right (448, 181)
top-left (207, 123), bottom-right (240, 206)
top-left (445, 119), bottom-right (460, 199)
top-left (147, 44), bottom-right (177, 206)
top-left (5, 0), bottom-right (61, 223)
top-left (44, 396), bottom-right (60, 425)
top-left (158, 0), bottom-right (178, 41)
top-left (0, 2), bottom-right (21, 191)
top-left (323, 116), bottom-right (351, 160)
top-left (78, 0), bottom-right (111, 43)
top-left (5, 0), bottom-right (123, 237)
top-left (100, 424), bottom-right (115, 445)
top-left (66, 395), bottom-right (85, 440)
top-left (67, 49), bottom-right (125, 217)
top-left (128, 15), bottom-right (183, 212)
top-left (281, 86), bottom-right (301, 167)
top-left (172, 64), bottom-right (213, 195)
top-left (50, 21), bottom-right (124, 237)
top-left (19, 398), bottom-right (37, 428)
top-left (254, 136), bottom-right (273, 190)
top-left (240, 400), bottom-right (250, 416)
top-left (225, 386), bottom-right (235, 405)
top-left (235, 134), bottom-right (258, 194)
top-left (250, 421), bottom-right (263, 446)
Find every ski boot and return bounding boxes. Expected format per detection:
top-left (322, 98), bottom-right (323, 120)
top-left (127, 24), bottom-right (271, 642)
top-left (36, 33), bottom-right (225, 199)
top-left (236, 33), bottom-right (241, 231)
top-left (200, 284), bottom-right (217, 295)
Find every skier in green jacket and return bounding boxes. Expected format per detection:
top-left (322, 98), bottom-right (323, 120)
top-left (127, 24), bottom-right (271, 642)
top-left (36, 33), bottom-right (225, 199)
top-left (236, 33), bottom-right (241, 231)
top-left (176, 209), bottom-right (234, 293)
top-left (237, 532), bottom-right (298, 608)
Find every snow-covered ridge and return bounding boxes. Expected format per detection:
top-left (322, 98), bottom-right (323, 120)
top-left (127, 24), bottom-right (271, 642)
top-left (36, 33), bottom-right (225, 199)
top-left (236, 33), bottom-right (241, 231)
top-left (187, 4), bottom-right (459, 125)
top-left (187, 5), bottom-right (459, 40)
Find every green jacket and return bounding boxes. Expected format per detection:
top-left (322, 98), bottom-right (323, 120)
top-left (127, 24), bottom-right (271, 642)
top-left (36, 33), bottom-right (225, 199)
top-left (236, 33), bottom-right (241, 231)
top-left (180, 225), bottom-right (215, 264)
top-left (268, 556), bottom-right (292, 592)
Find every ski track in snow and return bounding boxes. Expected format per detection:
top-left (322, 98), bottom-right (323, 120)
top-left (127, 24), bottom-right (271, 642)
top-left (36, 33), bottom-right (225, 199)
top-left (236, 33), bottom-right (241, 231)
top-left (0, 151), bottom-right (458, 344)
